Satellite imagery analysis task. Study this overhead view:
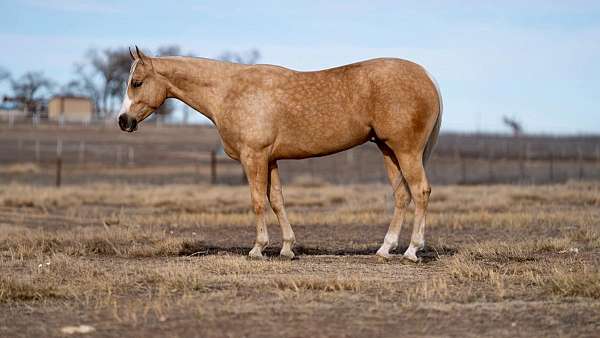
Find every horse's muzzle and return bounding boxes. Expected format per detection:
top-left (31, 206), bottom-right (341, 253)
top-left (118, 114), bottom-right (138, 132)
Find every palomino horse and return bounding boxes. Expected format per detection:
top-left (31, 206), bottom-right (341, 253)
top-left (118, 47), bottom-right (442, 261)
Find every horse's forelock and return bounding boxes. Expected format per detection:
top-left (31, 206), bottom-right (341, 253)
top-left (126, 60), bottom-right (139, 87)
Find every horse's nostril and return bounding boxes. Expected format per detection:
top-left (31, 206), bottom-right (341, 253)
top-left (118, 114), bottom-right (128, 130)
top-left (119, 114), bottom-right (138, 132)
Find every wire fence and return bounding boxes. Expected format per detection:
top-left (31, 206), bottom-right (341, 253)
top-left (1, 121), bottom-right (600, 186)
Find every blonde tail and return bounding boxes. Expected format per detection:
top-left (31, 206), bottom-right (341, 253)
top-left (423, 69), bottom-right (443, 165)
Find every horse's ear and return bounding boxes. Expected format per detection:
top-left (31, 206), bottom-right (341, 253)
top-left (129, 47), bottom-right (135, 61)
top-left (135, 45), bottom-right (145, 64)
top-left (135, 46), bottom-right (154, 69)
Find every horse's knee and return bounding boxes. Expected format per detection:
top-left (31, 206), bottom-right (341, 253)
top-left (423, 185), bottom-right (431, 199)
top-left (271, 203), bottom-right (282, 214)
top-left (412, 183), bottom-right (431, 209)
top-left (269, 190), bottom-right (285, 213)
top-left (252, 198), bottom-right (267, 215)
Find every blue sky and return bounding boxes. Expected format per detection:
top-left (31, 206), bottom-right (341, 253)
top-left (1, 0), bottom-right (599, 134)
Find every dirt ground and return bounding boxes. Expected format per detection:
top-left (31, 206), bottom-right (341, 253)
top-left (1, 181), bottom-right (599, 337)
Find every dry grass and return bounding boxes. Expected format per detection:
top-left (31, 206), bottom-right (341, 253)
top-left (273, 276), bottom-right (362, 292)
top-left (542, 269), bottom-right (600, 299)
top-left (0, 181), bottom-right (599, 337)
top-left (0, 163), bottom-right (40, 175)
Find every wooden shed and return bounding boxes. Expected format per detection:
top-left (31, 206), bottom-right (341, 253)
top-left (48, 96), bottom-right (93, 122)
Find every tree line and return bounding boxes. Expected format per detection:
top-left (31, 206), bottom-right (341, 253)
top-left (0, 46), bottom-right (260, 119)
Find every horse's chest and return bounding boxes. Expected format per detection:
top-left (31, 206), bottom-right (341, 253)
top-left (218, 135), bottom-right (241, 160)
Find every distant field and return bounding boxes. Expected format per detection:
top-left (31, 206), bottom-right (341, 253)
top-left (1, 181), bottom-right (599, 337)
top-left (1, 123), bottom-right (599, 186)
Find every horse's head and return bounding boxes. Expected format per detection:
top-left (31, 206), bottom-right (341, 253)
top-left (118, 46), bottom-right (168, 132)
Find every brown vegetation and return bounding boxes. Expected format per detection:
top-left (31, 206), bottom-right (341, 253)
top-left (0, 181), bottom-right (599, 337)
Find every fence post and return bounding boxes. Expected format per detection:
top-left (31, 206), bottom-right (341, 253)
top-left (346, 149), bottom-right (354, 164)
top-left (128, 146), bottom-right (135, 166)
top-left (210, 150), bottom-right (217, 184)
top-left (17, 138), bottom-right (22, 162)
top-left (35, 139), bottom-right (40, 162)
top-left (195, 155), bottom-right (201, 184)
top-left (487, 144), bottom-right (495, 183)
top-left (549, 152), bottom-right (555, 183)
top-left (116, 145), bottom-right (122, 166)
top-left (461, 154), bottom-right (466, 184)
top-left (578, 144), bottom-right (584, 180)
top-left (56, 139), bottom-right (63, 188)
top-left (518, 143), bottom-right (526, 183)
top-left (78, 141), bottom-right (86, 165)
top-left (358, 152), bottom-right (364, 183)
top-left (346, 149), bottom-right (354, 184)
top-left (455, 146), bottom-right (465, 184)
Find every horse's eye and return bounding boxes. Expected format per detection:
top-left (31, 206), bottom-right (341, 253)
top-left (132, 80), bottom-right (143, 88)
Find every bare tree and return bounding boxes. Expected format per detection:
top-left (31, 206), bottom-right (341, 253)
top-left (59, 80), bottom-right (79, 96)
top-left (10, 71), bottom-right (54, 115)
top-left (70, 45), bottom-right (189, 118)
top-left (65, 47), bottom-right (132, 117)
top-left (0, 67), bottom-right (10, 101)
top-left (217, 49), bottom-right (261, 64)
top-left (86, 48), bottom-right (132, 116)
top-left (61, 63), bottom-right (104, 115)
top-left (67, 45), bottom-right (261, 120)
top-left (502, 116), bottom-right (523, 137)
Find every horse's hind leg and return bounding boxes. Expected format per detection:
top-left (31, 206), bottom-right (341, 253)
top-left (394, 150), bottom-right (431, 262)
top-left (375, 142), bottom-right (411, 259)
top-left (267, 162), bottom-right (296, 259)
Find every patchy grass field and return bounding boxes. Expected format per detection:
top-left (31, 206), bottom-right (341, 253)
top-left (1, 181), bottom-right (599, 337)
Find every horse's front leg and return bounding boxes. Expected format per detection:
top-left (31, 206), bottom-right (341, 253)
top-left (241, 149), bottom-right (270, 259)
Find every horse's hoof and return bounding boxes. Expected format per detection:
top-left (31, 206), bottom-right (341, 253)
top-left (248, 247), bottom-right (266, 260)
top-left (376, 246), bottom-right (392, 259)
top-left (376, 251), bottom-right (392, 262)
top-left (279, 251), bottom-right (295, 260)
top-left (403, 253), bottom-right (420, 263)
top-left (403, 244), bottom-right (423, 263)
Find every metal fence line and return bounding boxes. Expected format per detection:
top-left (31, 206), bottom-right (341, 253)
top-left (1, 122), bottom-right (599, 186)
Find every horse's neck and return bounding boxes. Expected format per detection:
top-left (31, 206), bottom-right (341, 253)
top-left (153, 57), bottom-right (240, 123)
